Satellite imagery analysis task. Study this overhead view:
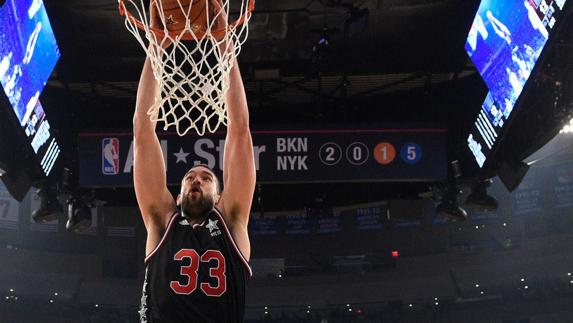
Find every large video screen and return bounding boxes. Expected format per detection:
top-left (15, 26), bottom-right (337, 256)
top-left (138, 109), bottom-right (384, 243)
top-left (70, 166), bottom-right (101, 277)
top-left (466, 0), bottom-right (567, 119)
top-left (0, 0), bottom-right (61, 176)
top-left (0, 0), bottom-right (60, 124)
top-left (465, 0), bottom-right (568, 167)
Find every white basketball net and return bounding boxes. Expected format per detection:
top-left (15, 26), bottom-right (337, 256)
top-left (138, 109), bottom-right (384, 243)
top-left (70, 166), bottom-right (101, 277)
top-left (119, 0), bottom-right (253, 135)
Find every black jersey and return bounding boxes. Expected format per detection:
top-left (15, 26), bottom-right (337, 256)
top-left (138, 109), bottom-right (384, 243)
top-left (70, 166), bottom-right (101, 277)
top-left (140, 207), bottom-right (252, 323)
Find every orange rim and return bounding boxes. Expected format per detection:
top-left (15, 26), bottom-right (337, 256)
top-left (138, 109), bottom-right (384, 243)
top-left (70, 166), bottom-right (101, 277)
top-left (118, 0), bottom-right (255, 41)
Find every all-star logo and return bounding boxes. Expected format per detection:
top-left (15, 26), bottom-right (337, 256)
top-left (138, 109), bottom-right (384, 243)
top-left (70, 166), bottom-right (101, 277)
top-left (206, 219), bottom-right (222, 237)
top-left (165, 15), bottom-right (178, 25)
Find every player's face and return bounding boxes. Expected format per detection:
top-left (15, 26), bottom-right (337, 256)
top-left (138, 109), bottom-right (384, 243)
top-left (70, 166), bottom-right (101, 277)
top-left (178, 167), bottom-right (220, 218)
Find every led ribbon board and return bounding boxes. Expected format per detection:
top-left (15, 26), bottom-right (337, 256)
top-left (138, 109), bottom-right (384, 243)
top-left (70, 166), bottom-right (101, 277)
top-left (78, 128), bottom-right (447, 187)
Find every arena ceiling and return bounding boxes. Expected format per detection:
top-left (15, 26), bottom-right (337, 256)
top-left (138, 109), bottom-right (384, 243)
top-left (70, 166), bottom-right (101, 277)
top-left (39, 0), bottom-right (491, 208)
top-left (44, 0), bottom-right (483, 126)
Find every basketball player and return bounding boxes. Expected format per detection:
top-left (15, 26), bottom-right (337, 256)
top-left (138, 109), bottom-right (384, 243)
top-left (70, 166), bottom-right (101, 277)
top-left (133, 5), bottom-right (256, 322)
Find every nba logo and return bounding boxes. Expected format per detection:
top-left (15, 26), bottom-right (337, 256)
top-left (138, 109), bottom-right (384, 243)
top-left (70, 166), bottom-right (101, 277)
top-left (102, 138), bottom-right (120, 175)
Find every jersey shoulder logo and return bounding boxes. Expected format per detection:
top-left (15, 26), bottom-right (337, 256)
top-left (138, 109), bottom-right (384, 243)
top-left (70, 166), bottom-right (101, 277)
top-left (206, 219), bottom-right (222, 237)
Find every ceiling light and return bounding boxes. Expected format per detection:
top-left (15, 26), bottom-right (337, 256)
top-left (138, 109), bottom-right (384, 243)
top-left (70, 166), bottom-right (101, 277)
top-left (32, 184), bottom-right (63, 223)
top-left (465, 179), bottom-right (498, 212)
top-left (66, 197), bottom-right (92, 233)
top-left (436, 184), bottom-right (467, 221)
top-left (561, 119), bottom-right (573, 133)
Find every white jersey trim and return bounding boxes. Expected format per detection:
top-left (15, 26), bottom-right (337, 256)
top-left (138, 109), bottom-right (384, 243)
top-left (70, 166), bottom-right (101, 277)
top-left (213, 207), bottom-right (253, 277)
top-left (144, 211), bottom-right (178, 264)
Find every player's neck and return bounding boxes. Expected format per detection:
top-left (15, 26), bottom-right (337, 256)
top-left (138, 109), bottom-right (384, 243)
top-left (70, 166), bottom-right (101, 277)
top-left (181, 209), bottom-right (211, 225)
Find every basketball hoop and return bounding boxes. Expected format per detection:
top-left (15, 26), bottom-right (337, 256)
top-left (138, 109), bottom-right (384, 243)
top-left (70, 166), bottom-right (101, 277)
top-left (118, 0), bottom-right (255, 135)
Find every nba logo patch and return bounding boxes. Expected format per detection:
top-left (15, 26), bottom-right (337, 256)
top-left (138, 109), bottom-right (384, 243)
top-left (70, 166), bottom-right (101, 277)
top-left (102, 138), bottom-right (120, 175)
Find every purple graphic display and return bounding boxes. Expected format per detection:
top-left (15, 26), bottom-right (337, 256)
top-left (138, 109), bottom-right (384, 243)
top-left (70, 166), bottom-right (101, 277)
top-left (0, 0), bottom-right (61, 176)
top-left (465, 0), bottom-right (568, 167)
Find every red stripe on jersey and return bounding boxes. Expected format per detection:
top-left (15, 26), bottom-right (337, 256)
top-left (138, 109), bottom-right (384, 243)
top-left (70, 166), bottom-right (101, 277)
top-left (144, 211), bottom-right (178, 264)
top-left (213, 208), bottom-right (253, 277)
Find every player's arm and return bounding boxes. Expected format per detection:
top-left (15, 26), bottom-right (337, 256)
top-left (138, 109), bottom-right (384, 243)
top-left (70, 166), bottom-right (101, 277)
top-left (133, 57), bottom-right (175, 231)
top-left (487, 12), bottom-right (511, 42)
top-left (218, 60), bottom-right (256, 229)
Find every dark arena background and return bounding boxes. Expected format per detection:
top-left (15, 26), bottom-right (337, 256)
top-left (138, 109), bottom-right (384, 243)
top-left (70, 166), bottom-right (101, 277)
top-left (1, 0), bottom-right (573, 322)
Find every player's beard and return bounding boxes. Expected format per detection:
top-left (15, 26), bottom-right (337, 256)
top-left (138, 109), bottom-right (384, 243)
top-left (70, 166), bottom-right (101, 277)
top-left (180, 191), bottom-right (215, 220)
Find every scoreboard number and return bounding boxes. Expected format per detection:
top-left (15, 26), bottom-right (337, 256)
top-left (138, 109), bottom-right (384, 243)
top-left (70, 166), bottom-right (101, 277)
top-left (319, 142), bottom-right (342, 166)
top-left (400, 143), bottom-right (422, 164)
top-left (374, 142), bottom-right (396, 165)
top-left (346, 142), bottom-right (369, 165)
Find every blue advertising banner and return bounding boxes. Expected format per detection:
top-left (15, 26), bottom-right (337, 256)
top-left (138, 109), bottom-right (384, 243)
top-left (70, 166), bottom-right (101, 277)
top-left (249, 204), bottom-right (388, 236)
top-left (512, 168), bottom-right (542, 216)
top-left (0, 182), bottom-right (19, 230)
top-left (79, 128), bottom-right (447, 186)
top-left (550, 164), bottom-right (573, 209)
top-left (285, 215), bottom-right (310, 235)
top-left (352, 206), bottom-right (385, 231)
top-left (250, 218), bottom-right (280, 236)
top-left (316, 217), bottom-right (342, 234)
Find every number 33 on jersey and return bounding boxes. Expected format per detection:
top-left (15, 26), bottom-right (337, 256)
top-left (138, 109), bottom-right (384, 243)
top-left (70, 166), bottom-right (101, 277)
top-left (170, 249), bottom-right (227, 297)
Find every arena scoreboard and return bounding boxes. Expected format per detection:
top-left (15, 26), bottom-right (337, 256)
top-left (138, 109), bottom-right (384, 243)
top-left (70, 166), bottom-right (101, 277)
top-left (78, 128), bottom-right (447, 187)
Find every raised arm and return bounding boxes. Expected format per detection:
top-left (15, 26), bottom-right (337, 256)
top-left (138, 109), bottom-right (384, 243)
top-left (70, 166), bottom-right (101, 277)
top-left (133, 57), bottom-right (175, 231)
top-left (218, 60), bottom-right (256, 229)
